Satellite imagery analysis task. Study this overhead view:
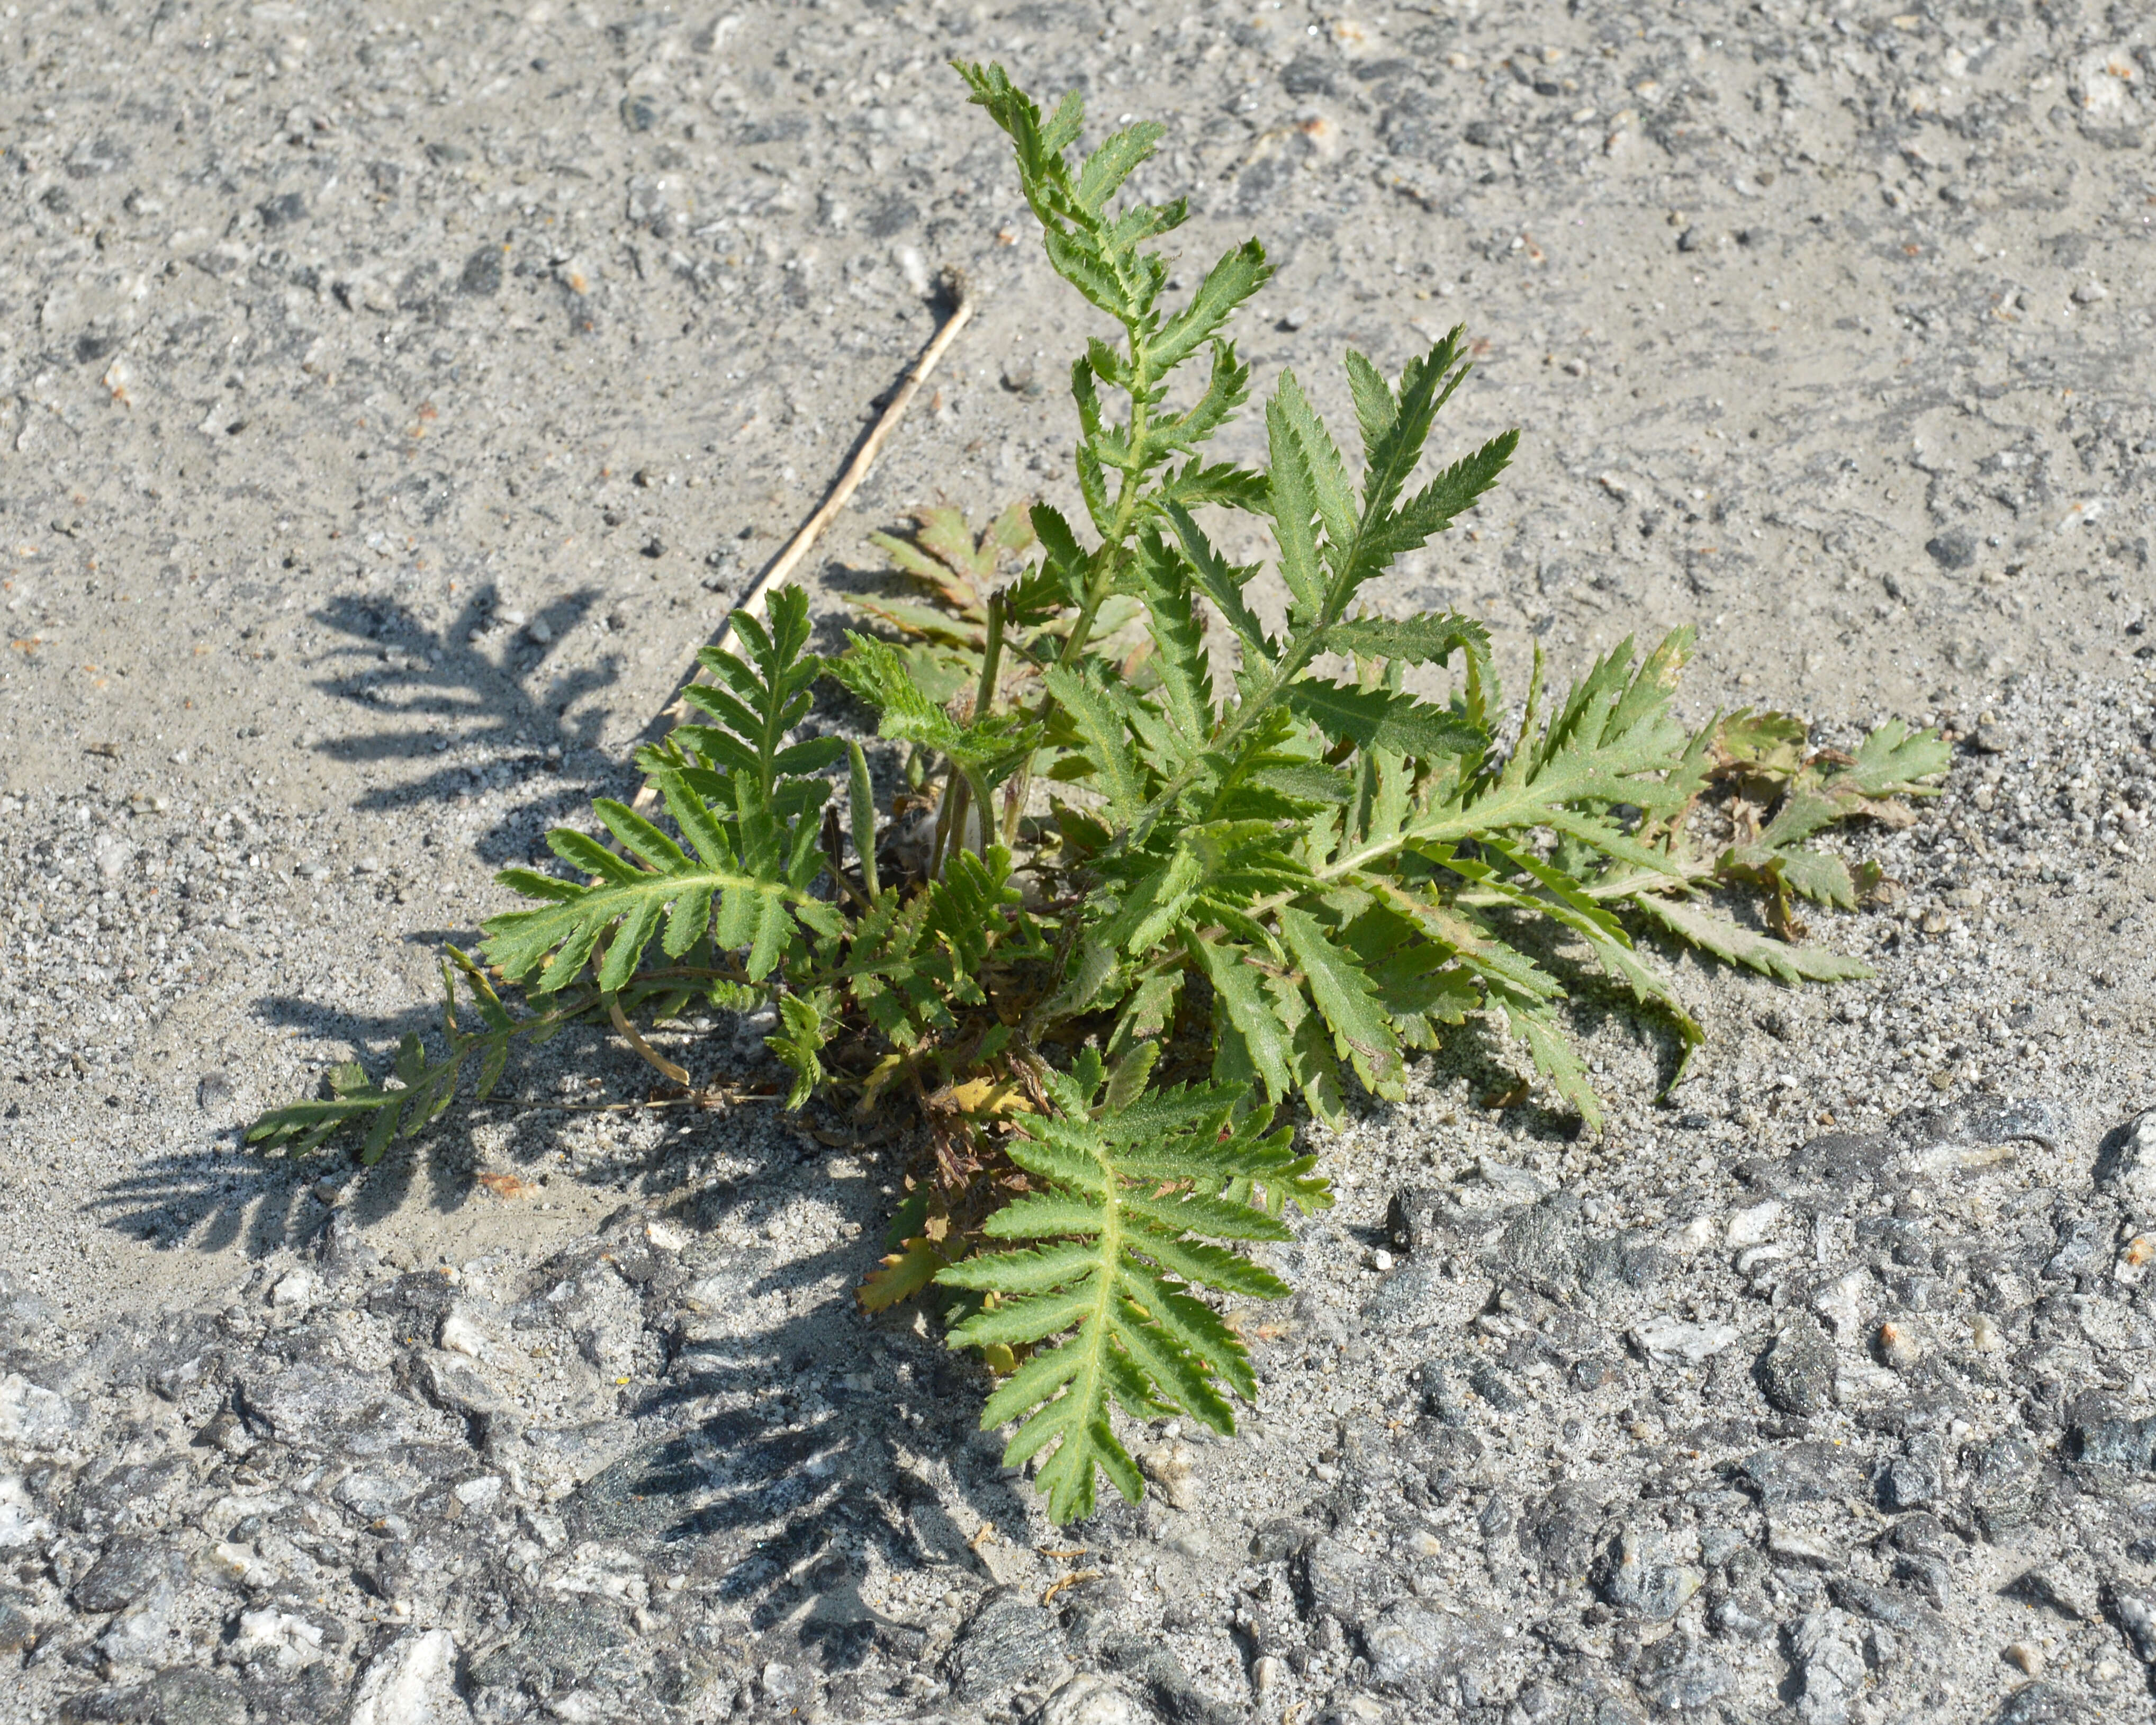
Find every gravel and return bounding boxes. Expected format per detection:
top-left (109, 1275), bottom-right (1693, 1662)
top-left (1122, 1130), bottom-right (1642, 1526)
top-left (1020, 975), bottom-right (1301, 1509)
top-left (3, 0), bottom-right (2156, 1720)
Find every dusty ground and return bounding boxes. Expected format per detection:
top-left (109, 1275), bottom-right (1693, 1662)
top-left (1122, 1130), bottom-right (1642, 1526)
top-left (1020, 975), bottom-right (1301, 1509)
top-left (2, 0), bottom-right (2155, 1721)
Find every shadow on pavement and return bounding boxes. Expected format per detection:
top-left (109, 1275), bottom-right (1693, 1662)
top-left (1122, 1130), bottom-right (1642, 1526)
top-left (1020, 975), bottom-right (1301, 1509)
top-left (306, 582), bottom-right (634, 863)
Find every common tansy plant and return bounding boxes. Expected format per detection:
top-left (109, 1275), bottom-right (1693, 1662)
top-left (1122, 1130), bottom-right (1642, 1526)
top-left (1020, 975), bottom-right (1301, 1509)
top-left (255, 65), bottom-right (1947, 1523)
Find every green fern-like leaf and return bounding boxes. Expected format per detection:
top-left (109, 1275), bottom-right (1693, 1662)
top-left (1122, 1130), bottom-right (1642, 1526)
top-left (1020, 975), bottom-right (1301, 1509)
top-left (247, 949), bottom-right (562, 1159)
top-left (484, 588), bottom-right (844, 993)
top-left (935, 1058), bottom-right (1310, 1522)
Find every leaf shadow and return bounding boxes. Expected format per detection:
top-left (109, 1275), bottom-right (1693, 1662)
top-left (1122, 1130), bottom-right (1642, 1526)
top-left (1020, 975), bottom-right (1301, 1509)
top-left (83, 995), bottom-right (685, 1255)
top-left (302, 582), bottom-right (639, 864)
top-left (557, 1194), bottom-right (1040, 1674)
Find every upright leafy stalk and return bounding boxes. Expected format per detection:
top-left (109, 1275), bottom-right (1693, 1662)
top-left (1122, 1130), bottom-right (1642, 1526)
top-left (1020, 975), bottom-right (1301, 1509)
top-left (250, 64), bottom-right (1947, 1526)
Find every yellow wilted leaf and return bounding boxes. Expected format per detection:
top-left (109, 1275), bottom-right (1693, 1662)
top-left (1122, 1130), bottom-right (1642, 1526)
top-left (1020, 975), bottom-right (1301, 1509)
top-left (858, 1238), bottom-right (944, 1313)
top-left (941, 1077), bottom-right (1036, 1117)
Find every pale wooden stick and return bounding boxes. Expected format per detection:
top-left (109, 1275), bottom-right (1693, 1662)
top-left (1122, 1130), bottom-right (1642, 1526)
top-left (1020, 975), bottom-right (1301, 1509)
top-left (645, 272), bottom-right (975, 765)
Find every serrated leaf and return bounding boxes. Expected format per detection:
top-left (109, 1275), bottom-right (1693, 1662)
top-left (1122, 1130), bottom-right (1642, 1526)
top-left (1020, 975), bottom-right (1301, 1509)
top-left (1323, 613), bottom-right (1491, 669)
top-left (1043, 662), bottom-right (1149, 821)
top-left (1279, 906), bottom-right (1403, 1099)
top-left (858, 1239), bottom-right (947, 1312)
top-left (832, 633), bottom-right (1041, 775)
top-left (1192, 937), bottom-right (1295, 1103)
top-left (1834, 718), bottom-right (1952, 800)
top-left (1161, 503), bottom-right (1269, 656)
top-left (1490, 987), bottom-right (1602, 1132)
top-left (1151, 240), bottom-right (1270, 375)
top-left (1285, 679), bottom-right (1483, 759)
top-left (934, 1080), bottom-right (1293, 1522)
top-left (1629, 892), bottom-right (1873, 984)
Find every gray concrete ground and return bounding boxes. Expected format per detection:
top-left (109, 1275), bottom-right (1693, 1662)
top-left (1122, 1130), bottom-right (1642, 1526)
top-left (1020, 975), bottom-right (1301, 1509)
top-left (2, 1), bottom-right (2155, 1721)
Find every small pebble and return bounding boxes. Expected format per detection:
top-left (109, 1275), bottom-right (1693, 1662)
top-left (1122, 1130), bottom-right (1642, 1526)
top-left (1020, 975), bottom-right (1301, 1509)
top-left (269, 1270), bottom-right (315, 1308)
top-left (1877, 1319), bottom-right (1925, 1371)
top-left (2004, 1642), bottom-right (2043, 1676)
top-left (1727, 1199), bottom-right (1783, 1248)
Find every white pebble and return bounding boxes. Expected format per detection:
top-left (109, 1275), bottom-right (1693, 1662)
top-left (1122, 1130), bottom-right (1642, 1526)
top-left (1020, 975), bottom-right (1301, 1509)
top-left (268, 1270), bottom-right (315, 1308)
top-left (1727, 1199), bottom-right (1784, 1248)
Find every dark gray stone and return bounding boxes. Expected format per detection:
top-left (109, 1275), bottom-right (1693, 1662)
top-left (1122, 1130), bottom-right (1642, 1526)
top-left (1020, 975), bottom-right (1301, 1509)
top-left (1416, 1426), bottom-right (1486, 1502)
top-left (1632, 1631), bottom-right (1733, 1711)
top-left (2064, 1405), bottom-right (2145, 1471)
top-left (2004, 1567), bottom-right (2096, 1622)
top-left (1893, 1552), bottom-right (1953, 1611)
top-left (1363, 1261), bottom-right (1460, 1329)
top-left (1709, 1595), bottom-right (1775, 1641)
top-left (408, 1350), bottom-right (506, 1424)
top-left (1416, 1358), bottom-right (1473, 1426)
top-left (1875, 1452), bottom-right (1939, 1513)
top-left (1359, 1600), bottom-right (1481, 1695)
top-left (1279, 54), bottom-right (1336, 97)
top-left (1096, 1628), bottom-right (1235, 1724)
top-left (566, 1433), bottom-right (745, 1541)
top-left (1738, 1442), bottom-right (1857, 1506)
top-left (73, 1537), bottom-right (178, 1614)
top-left (1490, 1194), bottom-right (1623, 1298)
top-left (365, 1273), bottom-right (457, 1332)
top-left (1385, 1187), bottom-right (1448, 1256)
top-left (1989, 1681), bottom-right (2085, 1724)
top-left (234, 1363), bottom-right (435, 1456)
top-left (1295, 1537), bottom-right (1376, 1626)
top-left (1970, 1434), bottom-right (2040, 1535)
top-left (458, 248), bottom-right (503, 297)
top-left (470, 1595), bottom-right (633, 1694)
top-left (2108, 1582), bottom-right (2156, 1664)
top-left (1467, 1359), bottom-right (1523, 1413)
top-left (1786, 1610), bottom-right (1866, 1725)
top-left (1248, 1519), bottom-right (1312, 1565)
top-left (1595, 1527), bottom-right (1703, 1621)
top-left (1519, 1483), bottom-right (1604, 1583)
top-left (1826, 1576), bottom-right (1941, 1636)
top-left (1758, 1319), bottom-right (1837, 1417)
top-left (2042, 1216), bottom-right (2103, 1281)
top-left (945, 1588), bottom-right (1069, 1702)
top-left (0, 1590), bottom-right (37, 1655)
top-left (1925, 530), bottom-right (1977, 570)
top-left (60, 1668), bottom-right (247, 1724)
top-left (66, 1457), bottom-right (194, 1540)
top-left (1788, 1131), bottom-right (1891, 1189)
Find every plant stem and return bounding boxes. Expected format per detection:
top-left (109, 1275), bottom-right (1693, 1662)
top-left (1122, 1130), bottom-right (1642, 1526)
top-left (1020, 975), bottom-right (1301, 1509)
top-left (933, 592), bottom-right (1009, 871)
top-left (1003, 329), bottom-right (1156, 844)
top-left (930, 767), bottom-right (964, 879)
top-left (974, 589), bottom-right (1007, 722)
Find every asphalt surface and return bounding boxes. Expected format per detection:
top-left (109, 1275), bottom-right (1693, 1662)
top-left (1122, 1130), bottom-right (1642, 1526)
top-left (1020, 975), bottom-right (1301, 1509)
top-left (2, 2), bottom-right (2155, 1720)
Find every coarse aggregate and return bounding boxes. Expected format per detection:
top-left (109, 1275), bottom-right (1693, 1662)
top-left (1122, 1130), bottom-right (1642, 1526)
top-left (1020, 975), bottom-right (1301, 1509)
top-left (4, 0), bottom-right (2156, 1720)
